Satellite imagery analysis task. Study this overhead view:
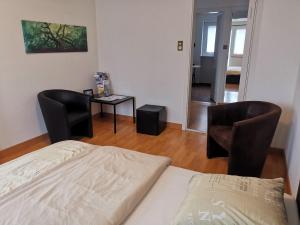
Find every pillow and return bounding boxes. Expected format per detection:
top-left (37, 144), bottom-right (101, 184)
top-left (172, 174), bottom-right (288, 225)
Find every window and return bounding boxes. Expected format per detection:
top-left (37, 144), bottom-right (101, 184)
top-left (202, 22), bottom-right (217, 56)
top-left (206, 25), bottom-right (217, 53)
top-left (233, 28), bottom-right (246, 55)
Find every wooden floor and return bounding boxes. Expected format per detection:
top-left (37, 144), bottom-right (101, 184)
top-left (191, 85), bottom-right (211, 102)
top-left (0, 114), bottom-right (290, 193)
top-left (188, 84), bottom-right (240, 131)
top-left (191, 84), bottom-right (239, 103)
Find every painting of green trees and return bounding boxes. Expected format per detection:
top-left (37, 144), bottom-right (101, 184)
top-left (21, 20), bottom-right (88, 53)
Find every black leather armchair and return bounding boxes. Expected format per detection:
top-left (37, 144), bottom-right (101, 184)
top-left (38, 89), bottom-right (93, 143)
top-left (207, 101), bottom-right (281, 177)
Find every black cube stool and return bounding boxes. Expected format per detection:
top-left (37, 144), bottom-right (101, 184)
top-left (136, 105), bottom-right (167, 135)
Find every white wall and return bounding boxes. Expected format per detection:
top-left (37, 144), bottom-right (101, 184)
top-left (95, 0), bottom-right (194, 123)
top-left (0, 111), bottom-right (7, 149)
top-left (243, 0), bottom-right (300, 195)
top-left (0, 0), bottom-right (98, 150)
top-left (286, 65), bottom-right (300, 196)
top-left (244, 0), bottom-right (300, 149)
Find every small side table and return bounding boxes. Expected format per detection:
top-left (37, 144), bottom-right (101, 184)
top-left (91, 95), bottom-right (135, 133)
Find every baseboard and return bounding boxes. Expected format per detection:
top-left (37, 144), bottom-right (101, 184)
top-left (166, 122), bottom-right (182, 130)
top-left (0, 134), bottom-right (49, 161)
top-left (94, 112), bottom-right (182, 130)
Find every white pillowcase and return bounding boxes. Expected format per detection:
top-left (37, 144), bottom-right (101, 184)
top-left (172, 174), bottom-right (288, 225)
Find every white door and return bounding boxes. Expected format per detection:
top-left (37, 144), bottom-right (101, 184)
top-left (212, 11), bottom-right (232, 103)
top-left (210, 13), bottom-right (223, 101)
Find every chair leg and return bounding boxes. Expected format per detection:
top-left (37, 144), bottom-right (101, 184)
top-left (207, 136), bottom-right (229, 159)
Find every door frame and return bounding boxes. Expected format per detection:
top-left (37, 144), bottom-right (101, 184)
top-left (238, 0), bottom-right (259, 101)
top-left (182, 0), bottom-right (260, 130)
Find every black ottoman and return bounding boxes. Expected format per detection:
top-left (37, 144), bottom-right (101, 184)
top-left (136, 105), bottom-right (167, 135)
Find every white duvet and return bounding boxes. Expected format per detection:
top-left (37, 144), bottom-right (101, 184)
top-left (0, 141), bottom-right (171, 225)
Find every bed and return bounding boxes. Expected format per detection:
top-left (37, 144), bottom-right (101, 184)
top-left (0, 141), bottom-right (299, 225)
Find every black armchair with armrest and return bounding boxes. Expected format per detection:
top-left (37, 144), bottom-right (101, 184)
top-left (38, 89), bottom-right (93, 143)
top-left (207, 101), bottom-right (281, 177)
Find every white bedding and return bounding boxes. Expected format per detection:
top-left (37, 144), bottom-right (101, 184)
top-left (0, 141), bottom-right (171, 225)
top-left (123, 166), bottom-right (300, 225)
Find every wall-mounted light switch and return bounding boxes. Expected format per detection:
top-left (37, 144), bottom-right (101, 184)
top-left (177, 41), bottom-right (183, 51)
top-left (223, 45), bottom-right (229, 50)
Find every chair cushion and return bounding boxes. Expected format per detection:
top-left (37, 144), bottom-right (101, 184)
top-left (67, 111), bottom-right (90, 126)
top-left (209, 125), bottom-right (233, 150)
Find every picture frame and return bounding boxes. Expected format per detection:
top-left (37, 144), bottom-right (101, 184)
top-left (21, 20), bottom-right (88, 53)
top-left (83, 89), bottom-right (94, 96)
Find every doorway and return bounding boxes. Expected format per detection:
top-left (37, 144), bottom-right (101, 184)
top-left (191, 12), bottom-right (217, 103)
top-left (187, 0), bottom-right (251, 132)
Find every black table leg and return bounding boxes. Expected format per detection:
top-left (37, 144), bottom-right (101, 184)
top-left (100, 103), bottom-right (103, 117)
top-left (113, 105), bottom-right (116, 133)
top-left (132, 98), bottom-right (136, 123)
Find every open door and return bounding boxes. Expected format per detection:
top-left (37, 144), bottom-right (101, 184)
top-left (210, 13), bottom-right (223, 102)
top-left (211, 11), bottom-right (232, 103)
